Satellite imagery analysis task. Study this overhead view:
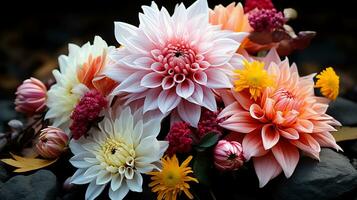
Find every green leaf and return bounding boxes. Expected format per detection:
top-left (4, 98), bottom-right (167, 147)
top-left (198, 132), bottom-right (219, 148)
top-left (193, 151), bottom-right (212, 186)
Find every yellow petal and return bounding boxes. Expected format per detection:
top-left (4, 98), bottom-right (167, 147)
top-left (1, 153), bottom-right (58, 173)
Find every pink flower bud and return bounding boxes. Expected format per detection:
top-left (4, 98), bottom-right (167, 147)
top-left (214, 140), bottom-right (245, 171)
top-left (15, 78), bottom-right (47, 114)
top-left (35, 126), bottom-right (69, 159)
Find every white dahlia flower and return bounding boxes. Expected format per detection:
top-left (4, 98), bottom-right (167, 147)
top-left (69, 107), bottom-right (168, 200)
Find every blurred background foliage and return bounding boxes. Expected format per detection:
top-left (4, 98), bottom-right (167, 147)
top-left (0, 0), bottom-right (356, 129)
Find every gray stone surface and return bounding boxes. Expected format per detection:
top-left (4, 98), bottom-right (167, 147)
top-left (327, 97), bottom-right (357, 126)
top-left (0, 170), bottom-right (58, 200)
top-left (0, 162), bottom-right (9, 182)
top-left (273, 148), bottom-right (357, 200)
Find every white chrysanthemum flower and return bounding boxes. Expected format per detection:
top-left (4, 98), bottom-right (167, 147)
top-left (46, 36), bottom-right (114, 128)
top-left (69, 107), bottom-right (168, 200)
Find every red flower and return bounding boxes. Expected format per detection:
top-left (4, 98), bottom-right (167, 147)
top-left (197, 109), bottom-right (224, 139)
top-left (244, 0), bottom-right (275, 12)
top-left (70, 90), bottom-right (107, 140)
top-left (165, 122), bottom-right (193, 155)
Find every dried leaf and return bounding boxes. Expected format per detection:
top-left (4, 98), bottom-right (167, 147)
top-left (1, 153), bottom-right (57, 172)
top-left (332, 127), bottom-right (357, 142)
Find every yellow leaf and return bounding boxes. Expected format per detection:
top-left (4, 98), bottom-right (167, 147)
top-left (332, 127), bottom-right (357, 142)
top-left (1, 153), bottom-right (58, 173)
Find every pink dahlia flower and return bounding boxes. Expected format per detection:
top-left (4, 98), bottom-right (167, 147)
top-left (36, 126), bottom-right (69, 159)
top-left (218, 49), bottom-right (342, 187)
top-left (214, 140), bottom-right (244, 171)
top-left (105, 0), bottom-right (248, 127)
top-left (15, 77), bottom-right (47, 114)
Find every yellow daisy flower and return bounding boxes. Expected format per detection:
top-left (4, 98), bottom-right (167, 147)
top-left (233, 60), bottom-right (274, 100)
top-left (148, 155), bottom-right (198, 200)
top-left (315, 67), bottom-right (339, 100)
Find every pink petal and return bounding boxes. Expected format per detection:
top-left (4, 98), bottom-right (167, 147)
top-left (220, 112), bottom-right (261, 133)
top-left (294, 119), bottom-right (314, 133)
top-left (312, 132), bottom-right (342, 151)
top-left (201, 86), bottom-right (217, 112)
top-left (177, 100), bottom-right (201, 127)
top-left (242, 131), bottom-right (268, 160)
top-left (140, 72), bottom-right (163, 88)
top-left (187, 84), bottom-right (203, 105)
top-left (205, 69), bottom-right (232, 89)
top-left (218, 102), bottom-right (243, 119)
top-left (278, 128), bottom-right (299, 140)
top-left (176, 79), bottom-right (195, 99)
top-left (253, 152), bottom-right (282, 188)
top-left (271, 140), bottom-right (299, 178)
top-left (143, 88), bottom-right (161, 113)
top-left (263, 98), bottom-right (275, 120)
top-left (114, 71), bottom-right (147, 93)
top-left (232, 90), bottom-right (254, 111)
top-left (261, 124), bottom-right (280, 150)
top-left (193, 71), bottom-right (208, 85)
top-left (162, 76), bottom-right (175, 90)
top-left (158, 89), bottom-right (181, 113)
top-left (260, 48), bottom-right (281, 65)
top-left (290, 133), bottom-right (321, 160)
top-left (249, 104), bottom-right (266, 122)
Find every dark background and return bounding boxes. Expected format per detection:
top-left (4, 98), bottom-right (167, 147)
top-left (1, 0), bottom-right (357, 128)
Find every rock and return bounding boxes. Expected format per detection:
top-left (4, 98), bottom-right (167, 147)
top-left (273, 149), bottom-right (357, 200)
top-left (0, 162), bottom-right (9, 182)
top-left (327, 97), bottom-right (357, 126)
top-left (0, 170), bottom-right (58, 200)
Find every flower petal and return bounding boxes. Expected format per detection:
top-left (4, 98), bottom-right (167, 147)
top-left (261, 124), bottom-right (280, 150)
top-left (253, 152), bottom-right (282, 188)
top-left (271, 140), bottom-right (299, 178)
top-left (158, 89), bottom-right (181, 113)
top-left (242, 131), bottom-right (268, 160)
top-left (177, 100), bottom-right (201, 127)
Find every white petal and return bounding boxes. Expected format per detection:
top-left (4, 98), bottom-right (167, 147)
top-left (158, 89), bottom-right (181, 113)
top-left (205, 69), bottom-right (233, 89)
top-left (109, 182), bottom-right (129, 200)
top-left (96, 170), bottom-right (112, 185)
top-left (85, 181), bottom-right (106, 200)
top-left (143, 88), bottom-right (161, 112)
top-left (114, 71), bottom-right (147, 93)
top-left (111, 174), bottom-right (124, 191)
top-left (69, 152), bottom-right (94, 168)
top-left (126, 172), bottom-right (143, 192)
top-left (201, 86), bottom-right (217, 111)
top-left (176, 79), bottom-right (195, 99)
top-left (71, 169), bottom-right (93, 185)
top-left (177, 100), bottom-right (201, 127)
top-left (140, 72), bottom-right (163, 88)
top-left (143, 118), bottom-right (161, 138)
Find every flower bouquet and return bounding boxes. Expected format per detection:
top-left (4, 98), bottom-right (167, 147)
top-left (1, 0), bottom-right (357, 199)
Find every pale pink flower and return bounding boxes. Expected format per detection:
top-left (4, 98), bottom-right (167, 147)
top-left (15, 77), bottom-right (47, 114)
top-left (36, 126), bottom-right (69, 159)
top-left (218, 49), bottom-right (342, 187)
top-left (214, 140), bottom-right (244, 171)
top-left (105, 0), bottom-right (248, 127)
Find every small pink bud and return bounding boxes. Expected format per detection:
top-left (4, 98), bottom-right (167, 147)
top-left (35, 126), bottom-right (69, 159)
top-left (214, 140), bottom-right (245, 171)
top-left (15, 78), bottom-right (47, 114)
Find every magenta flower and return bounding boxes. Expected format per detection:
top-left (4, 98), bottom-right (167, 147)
top-left (105, 0), bottom-right (248, 127)
top-left (15, 77), bottom-right (47, 114)
top-left (214, 140), bottom-right (244, 171)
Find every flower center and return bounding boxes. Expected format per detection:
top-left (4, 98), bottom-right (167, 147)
top-left (271, 88), bottom-right (302, 112)
top-left (163, 169), bottom-right (181, 187)
top-left (150, 40), bottom-right (210, 88)
top-left (100, 138), bottom-right (136, 170)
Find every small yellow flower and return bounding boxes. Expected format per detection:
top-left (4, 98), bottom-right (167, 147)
top-left (233, 60), bottom-right (274, 100)
top-left (148, 155), bottom-right (198, 200)
top-left (315, 67), bottom-right (339, 100)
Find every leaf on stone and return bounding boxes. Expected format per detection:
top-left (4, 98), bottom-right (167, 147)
top-left (332, 127), bottom-right (357, 142)
top-left (1, 153), bottom-right (57, 173)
